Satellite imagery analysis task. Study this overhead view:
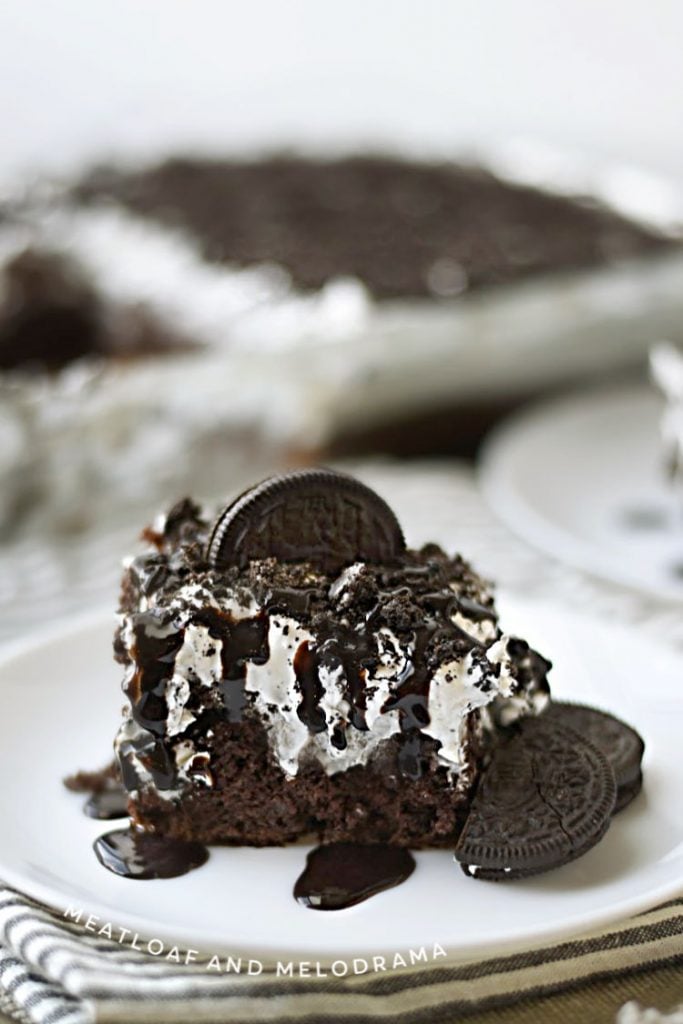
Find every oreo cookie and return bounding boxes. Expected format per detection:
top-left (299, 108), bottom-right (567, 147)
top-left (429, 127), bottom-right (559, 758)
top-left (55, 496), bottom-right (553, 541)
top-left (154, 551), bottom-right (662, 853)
top-left (544, 702), bottom-right (645, 813)
top-left (207, 469), bottom-right (405, 573)
top-left (455, 716), bottom-right (617, 881)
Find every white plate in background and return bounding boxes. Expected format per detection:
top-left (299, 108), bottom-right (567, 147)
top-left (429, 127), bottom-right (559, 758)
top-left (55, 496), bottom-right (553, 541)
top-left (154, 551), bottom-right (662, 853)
top-left (0, 597), bottom-right (679, 964)
top-left (480, 385), bottom-right (683, 601)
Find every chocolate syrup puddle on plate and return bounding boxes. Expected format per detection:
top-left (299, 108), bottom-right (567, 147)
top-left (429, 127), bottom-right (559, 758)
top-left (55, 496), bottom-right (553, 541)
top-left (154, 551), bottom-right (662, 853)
top-left (83, 784), bottom-right (129, 820)
top-left (294, 843), bottom-right (416, 910)
top-left (94, 828), bottom-right (209, 880)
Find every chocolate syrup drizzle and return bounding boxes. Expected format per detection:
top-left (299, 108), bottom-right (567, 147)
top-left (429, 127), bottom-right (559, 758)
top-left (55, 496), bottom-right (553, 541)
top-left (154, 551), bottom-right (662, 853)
top-left (92, 822), bottom-right (413, 901)
top-left (93, 827), bottom-right (208, 880)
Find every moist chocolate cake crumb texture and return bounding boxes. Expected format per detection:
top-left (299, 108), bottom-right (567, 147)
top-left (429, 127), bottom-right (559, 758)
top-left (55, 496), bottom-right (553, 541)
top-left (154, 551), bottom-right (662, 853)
top-left (75, 156), bottom-right (674, 300)
top-left (63, 761), bottom-right (121, 795)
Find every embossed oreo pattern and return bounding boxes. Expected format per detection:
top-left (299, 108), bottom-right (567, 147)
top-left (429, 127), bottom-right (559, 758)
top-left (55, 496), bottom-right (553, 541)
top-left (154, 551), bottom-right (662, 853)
top-left (545, 702), bottom-right (645, 812)
top-left (207, 469), bottom-right (406, 572)
top-left (455, 717), bottom-right (617, 880)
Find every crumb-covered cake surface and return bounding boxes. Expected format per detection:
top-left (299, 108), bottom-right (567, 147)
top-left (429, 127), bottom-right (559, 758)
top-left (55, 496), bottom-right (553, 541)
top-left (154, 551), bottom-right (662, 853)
top-left (112, 475), bottom-right (551, 848)
top-left (76, 155), bottom-right (674, 301)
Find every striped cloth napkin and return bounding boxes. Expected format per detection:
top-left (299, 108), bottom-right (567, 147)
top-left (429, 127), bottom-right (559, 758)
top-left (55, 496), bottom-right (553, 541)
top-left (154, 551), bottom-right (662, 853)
top-left (0, 461), bottom-right (682, 1023)
top-left (0, 887), bottom-right (681, 1024)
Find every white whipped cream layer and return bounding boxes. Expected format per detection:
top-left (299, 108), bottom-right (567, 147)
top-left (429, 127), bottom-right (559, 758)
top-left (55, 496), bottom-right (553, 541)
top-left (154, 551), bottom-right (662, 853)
top-left (422, 638), bottom-right (515, 770)
top-left (116, 572), bottom-right (546, 791)
top-left (164, 624), bottom-right (223, 736)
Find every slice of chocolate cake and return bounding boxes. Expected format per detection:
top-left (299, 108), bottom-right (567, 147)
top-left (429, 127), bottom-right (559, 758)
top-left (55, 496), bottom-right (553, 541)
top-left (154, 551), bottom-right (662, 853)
top-left (112, 470), bottom-right (551, 848)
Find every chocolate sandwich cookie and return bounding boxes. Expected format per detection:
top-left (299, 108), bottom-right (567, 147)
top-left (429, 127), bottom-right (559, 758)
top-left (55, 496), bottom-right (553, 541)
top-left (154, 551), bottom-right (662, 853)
top-left (207, 468), bottom-right (405, 573)
top-left (455, 716), bottom-right (617, 881)
top-left (544, 702), bottom-right (645, 813)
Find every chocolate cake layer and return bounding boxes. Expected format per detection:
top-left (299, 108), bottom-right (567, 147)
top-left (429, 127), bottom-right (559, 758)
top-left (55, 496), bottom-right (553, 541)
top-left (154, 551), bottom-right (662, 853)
top-left (125, 719), bottom-right (477, 847)
top-left (75, 156), bottom-right (674, 300)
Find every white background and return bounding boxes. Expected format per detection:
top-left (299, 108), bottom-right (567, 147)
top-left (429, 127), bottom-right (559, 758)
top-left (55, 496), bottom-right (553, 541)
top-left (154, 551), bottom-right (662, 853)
top-left (1, 0), bottom-right (682, 180)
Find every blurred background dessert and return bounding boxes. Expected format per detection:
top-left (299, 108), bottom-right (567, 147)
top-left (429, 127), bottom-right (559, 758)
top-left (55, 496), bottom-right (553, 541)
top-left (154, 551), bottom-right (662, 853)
top-left (2, 152), bottom-right (682, 541)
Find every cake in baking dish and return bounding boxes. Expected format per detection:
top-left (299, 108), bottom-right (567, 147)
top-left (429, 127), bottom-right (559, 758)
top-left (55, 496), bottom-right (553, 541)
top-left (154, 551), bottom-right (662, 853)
top-left (2, 154), bottom-right (681, 538)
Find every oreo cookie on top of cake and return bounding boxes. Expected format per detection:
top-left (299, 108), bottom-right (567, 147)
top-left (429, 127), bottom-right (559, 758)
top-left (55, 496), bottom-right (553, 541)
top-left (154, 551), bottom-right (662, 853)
top-left (80, 469), bottom-right (645, 901)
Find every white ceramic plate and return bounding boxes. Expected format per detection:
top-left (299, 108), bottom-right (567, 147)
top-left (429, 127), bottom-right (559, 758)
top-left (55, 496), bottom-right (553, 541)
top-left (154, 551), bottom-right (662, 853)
top-left (0, 598), bottom-right (681, 965)
top-left (480, 384), bottom-right (683, 601)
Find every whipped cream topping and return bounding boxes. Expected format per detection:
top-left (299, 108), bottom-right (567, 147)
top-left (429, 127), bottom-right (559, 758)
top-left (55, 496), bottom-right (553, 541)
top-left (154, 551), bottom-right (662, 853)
top-left (422, 638), bottom-right (514, 769)
top-left (244, 615), bottom-right (315, 778)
